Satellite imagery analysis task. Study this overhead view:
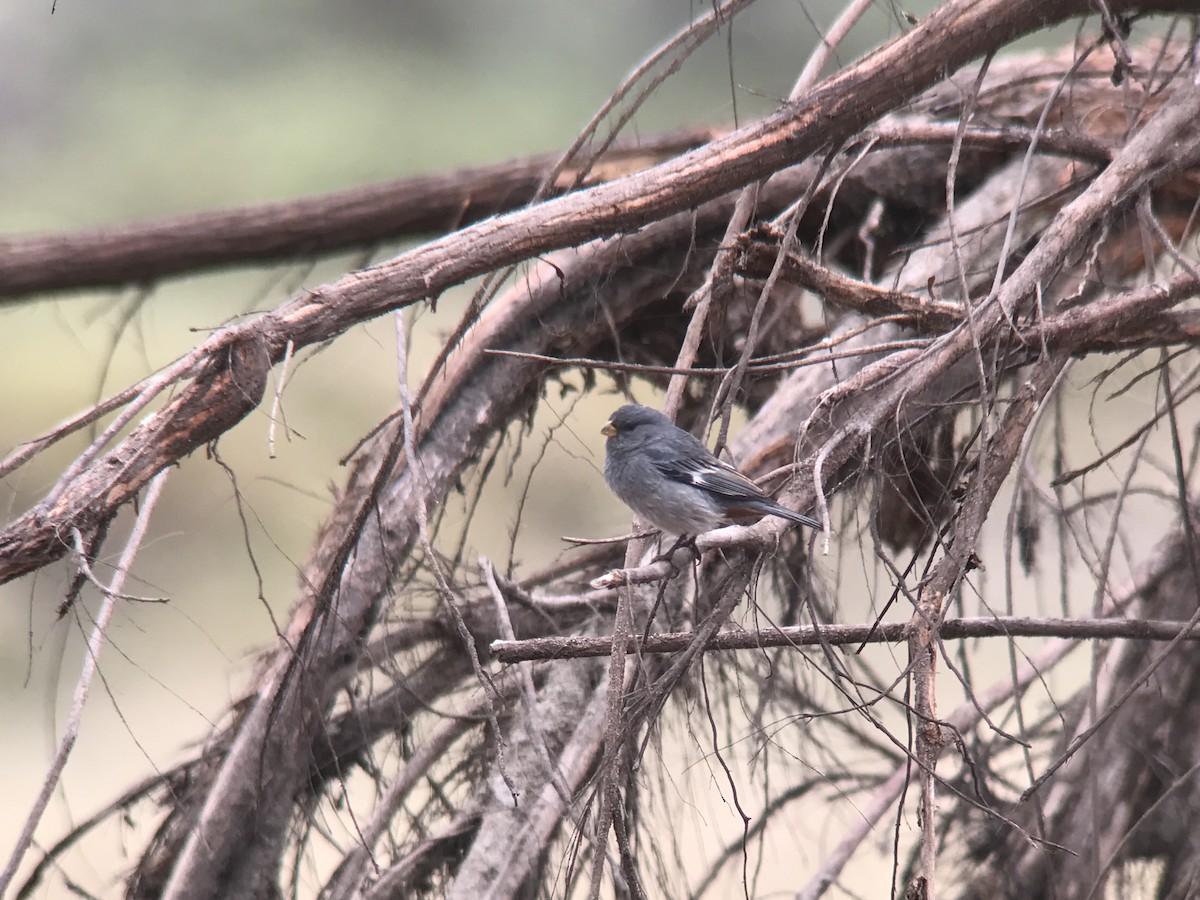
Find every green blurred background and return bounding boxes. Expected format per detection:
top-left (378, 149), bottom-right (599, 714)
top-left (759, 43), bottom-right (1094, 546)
top-left (15, 2), bottom-right (1153, 897)
top-left (0, 1), bottom-right (900, 894)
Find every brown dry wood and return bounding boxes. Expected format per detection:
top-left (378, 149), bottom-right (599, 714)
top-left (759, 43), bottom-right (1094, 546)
top-left (1, 0), bottom-right (1188, 589)
top-left (132, 202), bottom-right (734, 900)
top-left (490, 615), bottom-right (1200, 662)
top-left (962, 507), bottom-right (1200, 898)
top-left (0, 334), bottom-right (272, 583)
top-left (0, 130), bottom-right (718, 299)
top-left (7, 8), bottom-right (1199, 900)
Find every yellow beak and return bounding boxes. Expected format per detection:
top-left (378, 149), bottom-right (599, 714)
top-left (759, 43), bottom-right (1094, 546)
top-left (601, 420), bottom-right (616, 437)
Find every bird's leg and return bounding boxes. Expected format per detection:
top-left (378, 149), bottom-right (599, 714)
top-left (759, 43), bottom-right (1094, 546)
top-left (652, 533), bottom-right (698, 576)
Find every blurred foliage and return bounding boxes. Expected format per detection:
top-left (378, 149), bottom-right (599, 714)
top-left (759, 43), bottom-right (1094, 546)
top-left (0, 2), bottom-right (926, 894)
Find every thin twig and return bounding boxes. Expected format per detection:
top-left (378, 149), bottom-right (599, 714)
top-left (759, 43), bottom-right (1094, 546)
top-left (393, 310), bottom-right (517, 803)
top-left (266, 338), bottom-right (294, 459)
top-left (0, 469), bottom-right (170, 896)
top-left (67, 528), bottom-right (167, 605)
top-left (321, 684), bottom-right (510, 900)
top-left (481, 556), bottom-right (572, 803)
top-left (490, 614), bottom-right (1200, 663)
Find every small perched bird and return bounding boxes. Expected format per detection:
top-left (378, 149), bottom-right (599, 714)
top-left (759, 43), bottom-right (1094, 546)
top-left (602, 403), bottom-right (822, 535)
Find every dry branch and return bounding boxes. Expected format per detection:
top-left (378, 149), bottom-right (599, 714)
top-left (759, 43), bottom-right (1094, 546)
top-left (490, 615), bottom-right (1200, 662)
top-left (6, 8), bottom-right (1200, 900)
top-left (0, 131), bottom-right (718, 299)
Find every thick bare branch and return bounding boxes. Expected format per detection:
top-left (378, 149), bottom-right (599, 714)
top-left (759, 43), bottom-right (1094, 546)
top-left (11, 13), bottom-right (1200, 900)
top-left (0, 132), bottom-right (717, 300)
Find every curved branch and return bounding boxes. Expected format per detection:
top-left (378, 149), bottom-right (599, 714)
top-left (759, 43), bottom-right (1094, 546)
top-left (0, 131), bottom-right (717, 300)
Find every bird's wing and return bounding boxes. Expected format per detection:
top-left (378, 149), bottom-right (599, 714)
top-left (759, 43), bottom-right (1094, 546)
top-left (654, 452), bottom-right (764, 500)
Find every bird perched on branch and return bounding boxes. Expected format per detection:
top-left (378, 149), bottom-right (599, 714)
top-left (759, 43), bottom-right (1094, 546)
top-left (602, 403), bottom-right (822, 536)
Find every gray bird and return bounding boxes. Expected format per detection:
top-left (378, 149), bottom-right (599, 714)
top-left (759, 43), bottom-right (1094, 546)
top-left (602, 404), bottom-right (822, 535)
